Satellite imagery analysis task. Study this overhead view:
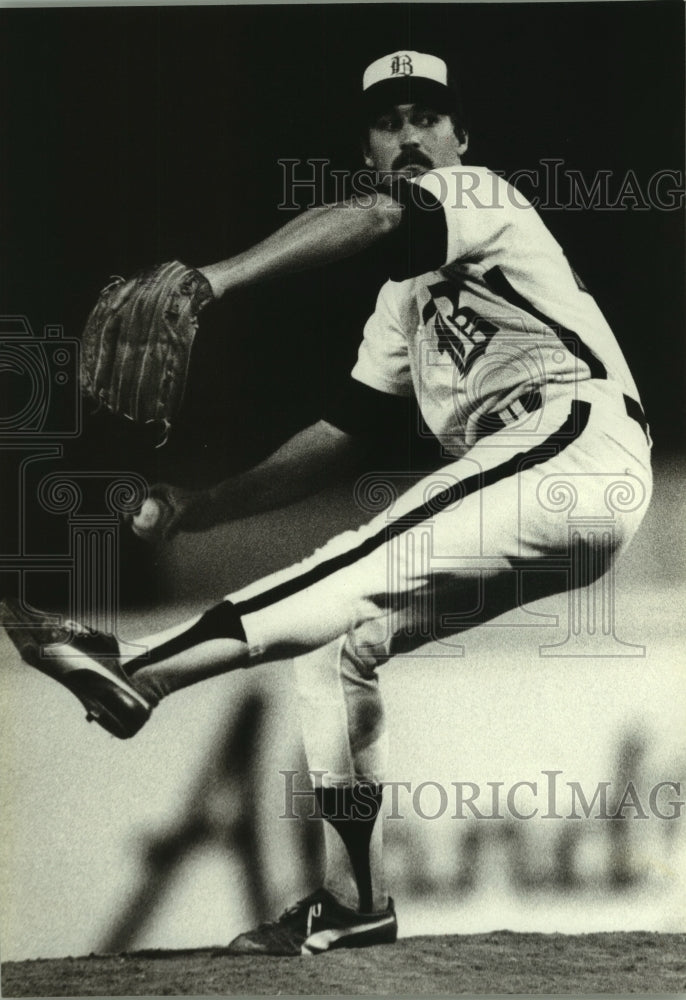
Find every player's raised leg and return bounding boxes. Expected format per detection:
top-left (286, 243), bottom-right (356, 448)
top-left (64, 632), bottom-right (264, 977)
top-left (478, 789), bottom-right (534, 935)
top-left (1, 394), bottom-right (652, 740)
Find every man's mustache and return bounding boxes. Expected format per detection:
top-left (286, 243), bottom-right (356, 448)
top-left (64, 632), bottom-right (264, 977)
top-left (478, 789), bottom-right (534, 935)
top-left (391, 150), bottom-right (434, 171)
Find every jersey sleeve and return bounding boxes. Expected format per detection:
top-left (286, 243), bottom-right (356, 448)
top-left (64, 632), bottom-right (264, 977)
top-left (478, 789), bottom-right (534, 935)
top-left (412, 166), bottom-right (519, 266)
top-left (350, 280), bottom-right (413, 396)
top-left (377, 176), bottom-right (449, 280)
top-left (378, 167), bottom-right (521, 279)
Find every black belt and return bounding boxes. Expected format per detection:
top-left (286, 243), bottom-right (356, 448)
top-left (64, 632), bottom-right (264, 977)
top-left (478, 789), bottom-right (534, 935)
top-left (624, 394), bottom-right (650, 441)
top-left (475, 389), bottom-right (650, 444)
top-left (474, 388), bottom-right (544, 439)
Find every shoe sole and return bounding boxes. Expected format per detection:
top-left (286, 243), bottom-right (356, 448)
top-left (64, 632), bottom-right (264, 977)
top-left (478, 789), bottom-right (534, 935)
top-left (302, 914), bottom-right (398, 955)
top-left (73, 678), bottom-right (151, 740)
top-left (1, 599), bottom-right (151, 739)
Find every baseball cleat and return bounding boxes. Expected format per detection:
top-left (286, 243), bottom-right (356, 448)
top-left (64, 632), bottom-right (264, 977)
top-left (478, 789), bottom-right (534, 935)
top-left (223, 889), bottom-right (397, 956)
top-left (0, 597), bottom-right (152, 739)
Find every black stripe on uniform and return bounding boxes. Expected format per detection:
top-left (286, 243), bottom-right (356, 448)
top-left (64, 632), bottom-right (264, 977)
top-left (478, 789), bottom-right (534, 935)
top-left (484, 265), bottom-right (607, 381)
top-left (624, 394), bottom-right (649, 439)
top-left (376, 176), bottom-right (449, 281)
top-left (234, 399), bottom-right (591, 618)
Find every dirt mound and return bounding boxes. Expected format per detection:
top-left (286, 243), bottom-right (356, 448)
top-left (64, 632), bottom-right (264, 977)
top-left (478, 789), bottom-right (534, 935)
top-left (3, 931), bottom-right (685, 996)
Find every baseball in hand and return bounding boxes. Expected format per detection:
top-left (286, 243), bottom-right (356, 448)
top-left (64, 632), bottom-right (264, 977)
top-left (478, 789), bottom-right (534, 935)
top-left (132, 498), bottom-right (163, 537)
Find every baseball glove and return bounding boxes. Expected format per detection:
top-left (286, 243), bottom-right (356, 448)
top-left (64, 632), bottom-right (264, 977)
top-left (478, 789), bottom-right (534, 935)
top-left (80, 260), bottom-right (214, 446)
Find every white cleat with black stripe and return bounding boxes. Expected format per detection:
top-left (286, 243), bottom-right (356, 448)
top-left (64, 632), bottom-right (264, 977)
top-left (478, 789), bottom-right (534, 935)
top-left (0, 597), bottom-right (152, 740)
top-left (224, 889), bottom-right (398, 956)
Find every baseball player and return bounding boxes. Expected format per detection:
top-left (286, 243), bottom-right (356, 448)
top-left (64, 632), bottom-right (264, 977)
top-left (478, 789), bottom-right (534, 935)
top-left (2, 51), bottom-right (653, 955)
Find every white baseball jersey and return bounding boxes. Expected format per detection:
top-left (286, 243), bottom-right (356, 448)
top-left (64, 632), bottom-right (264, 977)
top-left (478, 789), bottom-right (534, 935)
top-left (226, 163), bottom-right (651, 699)
top-left (352, 165), bottom-right (643, 455)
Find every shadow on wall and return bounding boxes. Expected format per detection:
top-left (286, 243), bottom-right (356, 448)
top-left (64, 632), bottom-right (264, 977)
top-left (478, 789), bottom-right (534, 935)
top-left (97, 684), bottom-right (684, 953)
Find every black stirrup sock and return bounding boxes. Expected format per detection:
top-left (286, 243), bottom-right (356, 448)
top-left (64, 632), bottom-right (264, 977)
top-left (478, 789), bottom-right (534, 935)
top-left (126, 600), bottom-right (247, 674)
top-left (315, 782), bottom-right (384, 913)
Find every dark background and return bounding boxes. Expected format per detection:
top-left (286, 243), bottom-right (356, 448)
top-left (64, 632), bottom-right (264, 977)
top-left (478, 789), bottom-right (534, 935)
top-left (1, 2), bottom-right (684, 601)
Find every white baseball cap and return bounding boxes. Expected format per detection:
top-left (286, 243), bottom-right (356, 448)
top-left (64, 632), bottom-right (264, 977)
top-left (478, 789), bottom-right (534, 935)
top-left (361, 50), bottom-right (457, 120)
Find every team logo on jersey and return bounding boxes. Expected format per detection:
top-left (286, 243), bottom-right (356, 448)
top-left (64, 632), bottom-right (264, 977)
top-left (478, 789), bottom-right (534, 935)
top-left (390, 54), bottom-right (413, 77)
top-left (423, 281), bottom-right (498, 377)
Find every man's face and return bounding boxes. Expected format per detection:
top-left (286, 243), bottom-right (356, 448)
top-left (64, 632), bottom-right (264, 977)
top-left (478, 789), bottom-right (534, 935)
top-left (364, 102), bottom-right (468, 177)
